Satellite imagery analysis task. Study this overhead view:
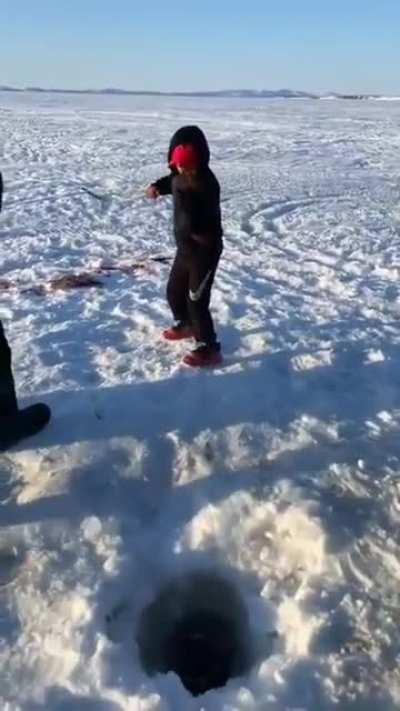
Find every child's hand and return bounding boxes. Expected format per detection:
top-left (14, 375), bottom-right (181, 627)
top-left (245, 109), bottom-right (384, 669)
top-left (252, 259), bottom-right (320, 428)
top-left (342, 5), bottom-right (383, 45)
top-left (145, 185), bottom-right (159, 199)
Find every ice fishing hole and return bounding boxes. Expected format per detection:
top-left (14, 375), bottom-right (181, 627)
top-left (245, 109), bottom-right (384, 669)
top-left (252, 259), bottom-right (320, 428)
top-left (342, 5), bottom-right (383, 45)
top-left (136, 571), bottom-right (253, 696)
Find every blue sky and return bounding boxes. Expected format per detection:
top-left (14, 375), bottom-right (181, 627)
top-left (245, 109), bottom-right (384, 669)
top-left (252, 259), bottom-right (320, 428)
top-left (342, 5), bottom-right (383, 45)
top-left (1, 0), bottom-right (399, 93)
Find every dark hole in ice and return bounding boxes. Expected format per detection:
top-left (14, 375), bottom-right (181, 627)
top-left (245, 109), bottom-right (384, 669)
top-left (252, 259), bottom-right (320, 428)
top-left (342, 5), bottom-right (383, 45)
top-left (136, 571), bottom-right (253, 696)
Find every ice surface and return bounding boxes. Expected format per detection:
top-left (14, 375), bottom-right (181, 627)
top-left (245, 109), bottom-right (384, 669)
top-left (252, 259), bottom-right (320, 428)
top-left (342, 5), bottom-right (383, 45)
top-left (1, 92), bottom-right (400, 710)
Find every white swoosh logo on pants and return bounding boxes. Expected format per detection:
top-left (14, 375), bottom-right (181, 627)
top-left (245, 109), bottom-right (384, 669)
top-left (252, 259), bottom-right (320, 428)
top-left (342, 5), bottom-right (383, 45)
top-left (189, 270), bottom-right (213, 302)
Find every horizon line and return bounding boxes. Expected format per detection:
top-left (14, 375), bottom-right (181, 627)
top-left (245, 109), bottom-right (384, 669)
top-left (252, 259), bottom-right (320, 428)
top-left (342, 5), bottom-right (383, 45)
top-left (1, 85), bottom-right (397, 99)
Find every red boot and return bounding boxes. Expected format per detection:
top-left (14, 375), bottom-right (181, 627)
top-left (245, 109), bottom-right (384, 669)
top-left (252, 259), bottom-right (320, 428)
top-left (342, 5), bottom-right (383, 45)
top-left (163, 322), bottom-right (194, 341)
top-left (183, 343), bottom-right (222, 367)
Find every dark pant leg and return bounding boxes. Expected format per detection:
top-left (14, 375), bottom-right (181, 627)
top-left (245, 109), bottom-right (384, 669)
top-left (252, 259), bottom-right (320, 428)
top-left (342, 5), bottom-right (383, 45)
top-left (0, 320), bottom-right (18, 415)
top-left (0, 183), bottom-right (19, 416)
top-left (0, 320), bottom-right (12, 378)
top-left (187, 248), bottom-right (222, 345)
top-left (166, 252), bottom-right (191, 324)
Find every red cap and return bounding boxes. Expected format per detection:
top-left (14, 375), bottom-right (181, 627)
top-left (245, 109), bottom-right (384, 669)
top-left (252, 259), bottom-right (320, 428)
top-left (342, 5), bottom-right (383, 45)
top-left (169, 144), bottom-right (199, 170)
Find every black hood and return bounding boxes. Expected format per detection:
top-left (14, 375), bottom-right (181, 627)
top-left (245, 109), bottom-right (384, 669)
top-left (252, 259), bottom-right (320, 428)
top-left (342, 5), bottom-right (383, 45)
top-left (168, 126), bottom-right (210, 168)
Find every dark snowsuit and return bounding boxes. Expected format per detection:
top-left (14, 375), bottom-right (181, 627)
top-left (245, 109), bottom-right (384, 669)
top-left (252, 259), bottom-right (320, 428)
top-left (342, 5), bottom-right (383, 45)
top-left (153, 126), bottom-right (223, 346)
top-left (0, 173), bottom-right (50, 449)
top-left (0, 173), bottom-right (18, 415)
top-left (0, 321), bottom-right (18, 416)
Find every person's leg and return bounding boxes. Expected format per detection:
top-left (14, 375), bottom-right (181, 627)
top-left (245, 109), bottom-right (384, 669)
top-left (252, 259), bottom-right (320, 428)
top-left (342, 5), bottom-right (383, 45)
top-left (166, 252), bottom-right (190, 324)
top-left (184, 250), bottom-right (222, 366)
top-left (0, 177), bottom-right (19, 416)
top-left (0, 185), bottom-right (50, 449)
top-left (164, 252), bottom-right (194, 340)
top-left (0, 320), bottom-right (18, 416)
top-left (187, 251), bottom-right (221, 346)
top-left (0, 320), bottom-right (51, 451)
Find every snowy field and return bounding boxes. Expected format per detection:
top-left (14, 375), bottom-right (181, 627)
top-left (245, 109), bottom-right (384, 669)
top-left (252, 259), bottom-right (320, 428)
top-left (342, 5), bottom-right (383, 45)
top-left (1, 92), bottom-right (400, 710)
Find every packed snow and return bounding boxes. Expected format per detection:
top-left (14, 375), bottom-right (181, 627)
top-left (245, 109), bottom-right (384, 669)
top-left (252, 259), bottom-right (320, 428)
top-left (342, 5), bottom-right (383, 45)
top-left (1, 92), bottom-right (400, 710)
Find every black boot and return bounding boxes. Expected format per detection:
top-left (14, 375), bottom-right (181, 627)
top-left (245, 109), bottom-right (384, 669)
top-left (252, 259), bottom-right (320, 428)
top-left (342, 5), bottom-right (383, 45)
top-left (0, 323), bottom-right (51, 451)
top-left (0, 324), bottom-right (18, 417)
top-left (0, 373), bottom-right (18, 417)
top-left (0, 403), bottom-right (51, 451)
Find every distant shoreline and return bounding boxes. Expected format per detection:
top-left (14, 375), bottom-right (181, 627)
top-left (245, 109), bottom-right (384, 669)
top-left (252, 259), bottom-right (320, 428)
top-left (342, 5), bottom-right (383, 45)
top-left (0, 87), bottom-right (317, 98)
top-left (1, 87), bottom-right (398, 100)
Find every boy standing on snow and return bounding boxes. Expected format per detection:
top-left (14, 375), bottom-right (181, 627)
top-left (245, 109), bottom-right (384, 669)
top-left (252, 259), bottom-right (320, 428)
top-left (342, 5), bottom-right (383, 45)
top-left (146, 126), bottom-right (223, 367)
top-left (0, 171), bottom-right (51, 451)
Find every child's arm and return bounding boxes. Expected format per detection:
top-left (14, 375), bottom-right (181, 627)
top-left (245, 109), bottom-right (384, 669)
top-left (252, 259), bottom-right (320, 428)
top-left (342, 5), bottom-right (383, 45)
top-left (145, 174), bottom-right (173, 199)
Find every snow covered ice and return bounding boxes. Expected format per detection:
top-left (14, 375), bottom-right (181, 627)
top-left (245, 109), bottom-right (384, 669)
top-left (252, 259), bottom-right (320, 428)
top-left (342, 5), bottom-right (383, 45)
top-left (1, 92), bottom-right (400, 710)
